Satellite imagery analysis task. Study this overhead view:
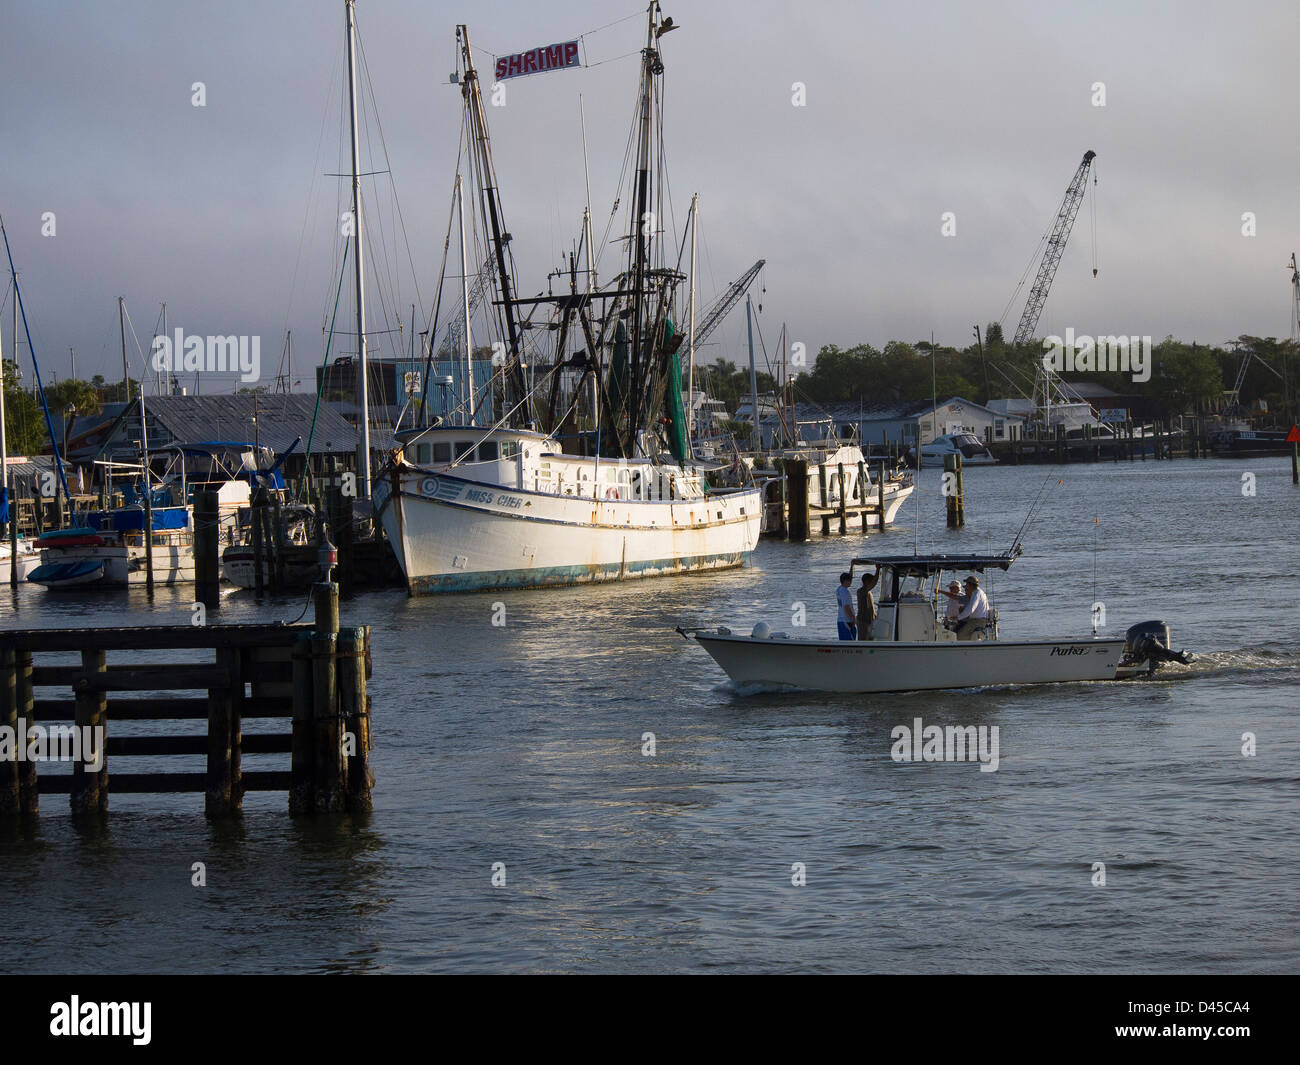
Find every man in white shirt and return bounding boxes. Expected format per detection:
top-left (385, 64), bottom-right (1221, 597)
top-left (954, 574), bottom-right (990, 640)
top-left (836, 572), bottom-right (857, 640)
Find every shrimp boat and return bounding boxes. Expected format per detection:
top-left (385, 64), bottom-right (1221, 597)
top-left (678, 549), bottom-right (1192, 693)
top-left (374, 10), bottom-right (762, 593)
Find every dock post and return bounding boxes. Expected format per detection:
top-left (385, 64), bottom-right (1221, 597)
top-left (1292, 441), bottom-right (1298, 485)
top-left (0, 647), bottom-right (17, 816)
top-left (251, 486), bottom-right (266, 596)
top-left (7, 498), bottom-right (17, 590)
top-left (340, 626), bottom-right (373, 814)
top-left (786, 459), bottom-right (809, 541)
top-left (312, 581), bottom-right (343, 813)
top-left (817, 464), bottom-right (829, 536)
top-left (71, 649), bottom-right (108, 817)
top-left (205, 649), bottom-right (234, 819)
top-left (875, 460), bottom-right (886, 529)
top-left (857, 460), bottom-right (869, 532)
top-left (837, 462), bottom-right (847, 535)
top-left (311, 630), bottom-right (341, 814)
top-left (16, 651), bottom-right (36, 814)
top-left (194, 489), bottom-right (220, 610)
top-left (944, 453), bottom-right (965, 528)
top-left (289, 632), bottom-right (314, 815)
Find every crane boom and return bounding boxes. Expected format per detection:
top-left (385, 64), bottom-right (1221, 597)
top-left (689, 259), bottom-right (765, 349)
top-left (1013, 150), bottom-right (1096, 345)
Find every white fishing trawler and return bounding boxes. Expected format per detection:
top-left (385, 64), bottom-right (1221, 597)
top-left (679, 549), bottom-right (1192, 693)
top-left (375, 426), bottom-right (758, 593)
top-left (373, 9), bottom-right (763, 593)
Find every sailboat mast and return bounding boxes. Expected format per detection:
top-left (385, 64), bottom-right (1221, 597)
top-left (458, 25), bottom-right (527, 420)
top-left (746, 295), bottom-right (759, 450)
top-left (346, 0), bottom-right (372, 498)
top-left (458, 173), bottom-right (475, 424)
top-left (119, 296), bottom-right (131, 402)
top-left (627, 4), bottom-right (658, 447)
top-left (687, 193), bottom-right (698, 448)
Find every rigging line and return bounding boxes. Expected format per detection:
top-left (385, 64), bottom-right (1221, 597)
top-left (285, 42), bottom-right (344, 346)
top-left (418, 165), bottom-right (466, 421)
top-left (301, 241), bottom-right (351, 500)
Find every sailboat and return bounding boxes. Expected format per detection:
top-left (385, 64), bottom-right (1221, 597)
top-left (373, 9), bottom-right (762, 593)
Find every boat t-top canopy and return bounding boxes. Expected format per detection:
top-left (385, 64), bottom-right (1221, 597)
top-left (849, 548), bottom-right (1021, 579)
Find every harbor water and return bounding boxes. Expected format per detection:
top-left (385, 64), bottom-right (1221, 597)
top-left (2, 457), bottom-right (1297, 973)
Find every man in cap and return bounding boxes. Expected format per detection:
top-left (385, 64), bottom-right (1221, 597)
top-left (938, 579), bottom-right (966, 630)
top-left (954, 574), bottom-right (991, 640)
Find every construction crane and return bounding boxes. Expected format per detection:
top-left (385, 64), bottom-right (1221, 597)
top-left (688, 259), bottom-right (765, 350)
top-left (1013, 150), bottom-right (1096, 345)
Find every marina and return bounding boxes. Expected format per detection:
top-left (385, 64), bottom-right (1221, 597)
top-left (1, 0), bottom-right (1297, 998)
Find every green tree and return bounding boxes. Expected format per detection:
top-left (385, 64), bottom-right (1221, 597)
top-left (2, 359), bottom-right (46, 455)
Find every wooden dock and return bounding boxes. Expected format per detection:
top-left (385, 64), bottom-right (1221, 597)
top-left (762, 457), bottom-right (888, 539)
top-left (0, 583), bottom-right (372, 819)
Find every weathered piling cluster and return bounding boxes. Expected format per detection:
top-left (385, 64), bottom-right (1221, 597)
top-left (764, 458), bottom-right (888, 539)
top-left (0, 582), bottom-right (372, 820)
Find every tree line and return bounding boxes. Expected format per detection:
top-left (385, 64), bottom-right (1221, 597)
top-left (700, 324), bottom-right (1298, 420)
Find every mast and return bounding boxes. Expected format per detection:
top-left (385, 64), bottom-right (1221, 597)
top-left (626, 4), bottom-right (658, 449)
top-left (122, 297), bottom-right (153, 585)
top-left (120, 296), bottom-right (131, 402)
top-left (457, 173), bottom-right (475, 425)
top-left (2, 217), bottom-right (70, 506)
top-left (580, 96), bottom-right (596, 294)
top-left (746, 294), bottom-right (759, 450)
top-left (457, 25), bottom-right (527, 420)
top-left (346, 0), bottom-right (372, 498)
top-left (687, 193), bottom-right (698, 448)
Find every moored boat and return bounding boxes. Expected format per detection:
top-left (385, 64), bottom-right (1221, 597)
top-left (679, 550), bottom-right (1192, 693)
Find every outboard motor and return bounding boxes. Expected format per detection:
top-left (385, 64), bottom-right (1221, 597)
top-left (1123, 620), bottom-right (1194, 674)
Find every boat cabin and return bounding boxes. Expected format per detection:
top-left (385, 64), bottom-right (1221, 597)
top-left (849, 550), bottom-right (1019, 642)
top-left (394, 425), bottom-right (709, 502)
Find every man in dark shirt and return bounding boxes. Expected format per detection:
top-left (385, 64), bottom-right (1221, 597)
top-left (856, 566), bottom-right (880, 640)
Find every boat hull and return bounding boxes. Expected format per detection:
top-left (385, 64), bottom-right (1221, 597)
top-left (692, 632), bottom-right (1128, 693)
top-left (374, 466), bottom-right (762, 594)
top-left (30, 544), bottom-right (194, 587)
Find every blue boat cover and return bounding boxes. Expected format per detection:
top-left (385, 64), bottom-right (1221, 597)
top-left (27, 560), bottom-right (106, 585)
top-left (86, 507), bottom-right (189, 532)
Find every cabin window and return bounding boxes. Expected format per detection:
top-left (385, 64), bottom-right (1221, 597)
top-left (478, 440), bottom-right (499, 461)
top-left (416, 443), bottom-right (432, 464)
top-left (454, 440), bottom-right (475, 459)
top-left (432, 442), bottom-right (451, 462)
top-left (500, 441), bottom-right (520, 459)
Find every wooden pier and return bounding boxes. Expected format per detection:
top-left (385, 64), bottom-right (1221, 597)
top-left (0, 583), bottom-right (372, 819)
top-left (762, 457), bottom-right (888, 539)
top-left (991, 419), bottom-right (1212, 464)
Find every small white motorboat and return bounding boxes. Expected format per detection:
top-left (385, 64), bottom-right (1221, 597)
top-left (679, 549), bottom-right (1192, 694)
top-left (919, 433), bottom-right (998, 468)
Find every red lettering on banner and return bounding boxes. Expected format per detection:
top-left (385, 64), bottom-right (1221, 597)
top-left (564, 41), bottom-right (579, 66)
top-left (543, 44), bottom-right (563, 69)
top-left (495, 58), bottom-right (507, 80)
top-left (524, 50), bottom-right (537, 73)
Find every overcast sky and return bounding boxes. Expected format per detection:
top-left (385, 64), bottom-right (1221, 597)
top-left (3, 0), bottom-right (1298, 393)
